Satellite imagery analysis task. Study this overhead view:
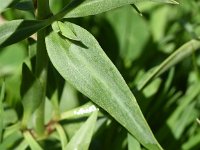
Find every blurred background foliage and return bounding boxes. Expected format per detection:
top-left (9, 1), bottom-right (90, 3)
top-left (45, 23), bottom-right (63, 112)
top-left (0, 0), bottom-right (200, 149)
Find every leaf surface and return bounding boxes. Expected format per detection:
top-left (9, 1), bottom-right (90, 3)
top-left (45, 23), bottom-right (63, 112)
top-left (65, 111), bottom-right (98, 150)
top-left (20, 64), bottom-right (44, 127)
top-left (46, 22), bottom-right (162, 150)
top-left (23, 131), bottom-right (43, 150)
top-left (62, 0), bottom-right (178, 18)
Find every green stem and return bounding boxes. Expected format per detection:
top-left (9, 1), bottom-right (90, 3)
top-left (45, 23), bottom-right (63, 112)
top-left (35, 0), bottom-right (51, 137)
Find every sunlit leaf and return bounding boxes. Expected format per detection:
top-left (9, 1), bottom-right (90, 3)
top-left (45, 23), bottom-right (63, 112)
top-left (55, 124), bottom-right (68, 150)
top-left (65, 111), bottom-right (98, 150)
top-left (128, 133), bottom-right (141, 150)
top-left (23, 131), bottom-right (43, 150)
top-left (0, 130), bottom-right (22, 150)
top-left (0, 0), bottom-right (14, 13)
top-left (15, 139), bottom-right (29, 150)
top-left (61, 0), bottom-right (178, 18)
top-left (52, 21), bottom-right (79, 41)
top-left (46, 22), bottom-right (162, 150)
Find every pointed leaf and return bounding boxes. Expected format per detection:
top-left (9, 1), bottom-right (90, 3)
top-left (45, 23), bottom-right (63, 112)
top-left (137, 39), bottom-right (200, 90)
top-left (62, 0), bottom-right (178, 18)
top-left (65, 111), bottom-right (98, 150)
top-left (55, 124), bottom-right (68, 150)
top-left (0, 19), bottom-right (51, 48)
top-left (20, 64), bottom-right (44, 128)
top-left (23, 131), bottom-right (43, 150)
top-left (46, 22), bottom-right (162, 150)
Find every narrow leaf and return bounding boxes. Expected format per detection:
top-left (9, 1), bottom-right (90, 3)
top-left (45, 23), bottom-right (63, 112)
top-left (46, 22), bottom-right (162, 150)
top-left (20, 63), bottom-right (44, 128)
top-left (55, 124), bottom-right (68, 150)
top-left (23, 131), bottom-right (43, 150)
top-left (137, 39), bottom-right (200, 90)
top-left (60, 102), bottom-right (99, 120)
top-left (0, 19), bottom-right (51, 48)
top-left (62, 0), bottom-right (178, 18)
top-left (65, 111), bottom-right (98, 150)
top-left (15, 139), bottom-right (29, 150)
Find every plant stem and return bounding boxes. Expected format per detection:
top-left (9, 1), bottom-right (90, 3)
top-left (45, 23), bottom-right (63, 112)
top-left (35, 0), bottom-right (51, 137)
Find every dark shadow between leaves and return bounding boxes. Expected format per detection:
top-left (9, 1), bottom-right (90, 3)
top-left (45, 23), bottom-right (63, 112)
top-left (0, 20), bottom-right (48, 48)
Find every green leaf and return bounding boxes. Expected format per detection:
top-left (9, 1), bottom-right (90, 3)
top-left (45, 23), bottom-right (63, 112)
top-left (137, 39), bottom-right (200, 90)
top-left (106, 6), bottom-right (150, 66)
top-left (0, 82), bottom-right (5, 142)
top-left (15, 139), bottom-right (29, 150)
top-left (52, 21), bottom-right (79, 41)
top-left (20, 63), bottom-right (44, 128)
top-left (0, 130), bottom-right (22, 149)
top-left (55, 124), bottom-right (68, 150)
top-left (65, 111), bottom-right (98, 150)
top-left (128, 133), bottom-right (141, 150)
top-left (60, 102), bottom-right (99, 121)
top-left (62, 0), bottom-right (178, 18)
top-left (0, 0), bottom-right (14, 13)
top-left (46, 22), bottom-right (162, 150)
top-left (23, 131), bottom-right (43, 150)
top-left (0, 19), bottom-right (51, 48)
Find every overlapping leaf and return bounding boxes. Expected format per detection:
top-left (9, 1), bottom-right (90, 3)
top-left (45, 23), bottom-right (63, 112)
top-left (65, 111), bottom-right (98, 150)
top-left (61, 0), bottom-right (178, 18)
top-left (137, 39), bottom-right (200, 90)
top-left (46, 22), bottom-right (162, 150)
top-left (23, 131), bottom-right (43, 150)
top-left (0, 19), bottom-right (51, 48)
top-left (20, 64), bottom-right (44, 127)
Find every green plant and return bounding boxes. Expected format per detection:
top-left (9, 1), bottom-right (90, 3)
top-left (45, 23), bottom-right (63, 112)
top-left (1, 0), bottom-right (200, 150)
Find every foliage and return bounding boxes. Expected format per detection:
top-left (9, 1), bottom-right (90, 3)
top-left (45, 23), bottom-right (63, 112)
top-left (0, 0), bottom-right (200, 150)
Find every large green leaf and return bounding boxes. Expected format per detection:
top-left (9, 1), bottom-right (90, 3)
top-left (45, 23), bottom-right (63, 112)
top-left (0, 19), bottom-right (51, 48)
top-left (62, 0), bottom-right (178, 18)
top-left (46, 22), bottom-right (162, 150)
top-left (65, 111), bottom-right (98, 150)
